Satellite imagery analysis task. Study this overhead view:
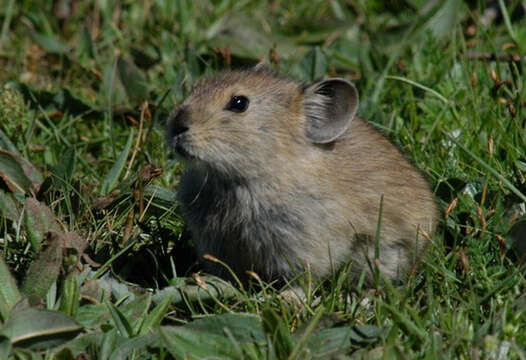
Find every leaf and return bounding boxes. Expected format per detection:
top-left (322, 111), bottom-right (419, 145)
top-left (0, 189), bottom-right (21, 221)
top-left (7, 81), bottom-right (97, 117)
top-left (0, 336), bottom-right (11, 359)
top-left (0, 306), bottom-right (82, 350)
top-left (109, 332), bottom-right (162, 359)
top-left (105, 301), bottom-right (134, 338)
top-left (159, 326), bottom-right (247, 360)
top-left (152, 275), bottom-right (238, 306)
top-left (139, 295), bottom-right (173, 335)
top-left (294, 47), bottom-right (328, 82)
top-left (76, 26), bottom-right (95, 64)
top-left (54, 331), bottom-right (160, 359)
top-left (424, 0), bottom-right (466, 37)
top-left (143, 185), bottom-right (177, 207)
top-left (59, 274), bottom-right (80, 318)
top-left (24, 198), bottom-right (61, 252)
top-left (31, 32), bottom-right (68, 54)
top-left (186, 313), bottom-right (266, 344)
top-left (119, 294), bottom-right (152, 334)
top-left (0, 128), bottom-right (21, 155)
top-left (280, 19), bottom-right (353, 44)
top-left (16, 156), bottom-right (43, 191)
top-left (211, 14), bottom-right (304, 61)
top-left (0, 150), bottom-right (34, 194)
top-left (348, 324), bottom-right (387, 346)
top-left (22, 232), bottom-right (64, 298)
top-left (52, 89), bottom-right (94, 115)
top-left (51, 332), bottom-right (105, 358)
top-left (306, 326), bottom-right (355, 358)
top-left (116, 57), bottom-right (149, 101)
top-left (76, 304), bottom-right (111, 327)
top-left (100, 129), bottom-right (134, 195)
top-left (53, 147), bottom-right (75, 190)
top-left (0, 257), bottom-right (21, 322)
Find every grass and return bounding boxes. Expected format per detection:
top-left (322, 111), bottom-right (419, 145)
top-left (0, 0), bottom-right (525, 358)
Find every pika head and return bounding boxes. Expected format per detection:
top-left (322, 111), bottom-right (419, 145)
top-left (167, 66), bottom-right (438, 285)
top-left (167, 67), bottom-right (359, 178)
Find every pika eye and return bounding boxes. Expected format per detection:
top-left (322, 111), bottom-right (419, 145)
top-left (226, 96), bottom-right (249, 113)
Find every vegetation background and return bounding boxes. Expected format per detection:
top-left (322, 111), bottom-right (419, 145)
top-left (0, 0), bottom-right (525, 358)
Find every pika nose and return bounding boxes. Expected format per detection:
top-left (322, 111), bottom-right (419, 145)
top-left (169, 108), bottom-right (189, 138)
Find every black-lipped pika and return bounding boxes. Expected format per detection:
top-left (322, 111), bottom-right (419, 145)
top-left (167, 66), bottom-right (439, 285)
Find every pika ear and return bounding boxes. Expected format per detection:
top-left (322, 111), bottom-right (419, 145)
top-left (303, 78), bottom-right (359, 144)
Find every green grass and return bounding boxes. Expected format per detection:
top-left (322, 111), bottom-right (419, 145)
top-left (0, 0), bottom-right (525, 358)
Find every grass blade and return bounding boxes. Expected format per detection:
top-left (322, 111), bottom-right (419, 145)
top-left (445, 133), bottom-right (526, 203)
top-left (0, 257), bottom-right (21, 322)
top-left (100, 129), bottom-right (134, 195)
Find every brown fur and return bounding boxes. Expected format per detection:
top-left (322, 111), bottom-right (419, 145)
top-left (167, 67), bottom-right (439, 284)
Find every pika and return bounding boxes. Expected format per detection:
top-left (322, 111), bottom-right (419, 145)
top-left (167, 66), bottom-right (439, 285)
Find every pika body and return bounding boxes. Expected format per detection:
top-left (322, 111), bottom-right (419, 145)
top-left (167, 65), bottom-right (439, 285)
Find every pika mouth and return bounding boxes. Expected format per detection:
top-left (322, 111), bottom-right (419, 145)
top-left (171, 136), bottom-right (198, 161)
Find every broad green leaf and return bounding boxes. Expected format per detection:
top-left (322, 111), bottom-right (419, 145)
top-left (103, 62), bottom-right (128, 107)
top-left (7, 82), bottom-right (97, 117)
top-left (105, 301), bottom-right (134, 338)
top-left (52, 89), bottom-right (94, 115)
top-left (0, 307), bottom-right (82, 350)
top-left (119, 294), bottom-right (152, 335)
top-left (348, 324), bottom-right (387, 345)
top-left (0, 189), bottom-right (21, 221)
top-left (306, 327), bottom-right (354, 358)
top-left (54, 331), bottom-right (159, 359)
top-left (116, 58), bottom-right (149, 101)
top-left (306, 325), bottom-right (386, 358)
top-left (51, 333), bottom-right (105, 358)
top-left (109, 332), bottom-right (162, 359)
top-left (22, 232), bottom-right (64, 298)
top-left (425, 0), bottom-right (466, 37)
top-left (101, 129), bottom-right (134, 195)
top-left (16, 156), bottom-right (43, 191)
top-left (100, 328), bottom-right (123, 360)
top-left (0, 128), bottom-right (21, 155)
top-left (186, 313), bottom-right (266, 344)
top-left (0, 257), bottom-right (21, 322)
top-left (0, 150), bottom-right (33, 194)
top-left (159, 326), bottom-right (246, 360)
top-left (139, 295), bottom-right (173, 335)
top-left (76, 26), bottom-right (95, 64)
top-left (211, 14), bottom-right (304, 61)
top-left (152, 275), bottom-right (238, 305)
top-left (294, 47), bottom-right (328, 82)
top-left (11, 347), bottom-right (43, 359)
top-left (280, 19), bottom-right (352, 44)
top-left (0, 336), bottom-right (11, 359)
top-left (59, 274), bottom-right (80, 318)
top-left (31, 33), bottom-right (68, 54)
top-left (24, 198), bottom-right (61, 252)
top-left (75, 304), bottom-right (111, 327)
top-left (143, 185), bottom-right (177, 207)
